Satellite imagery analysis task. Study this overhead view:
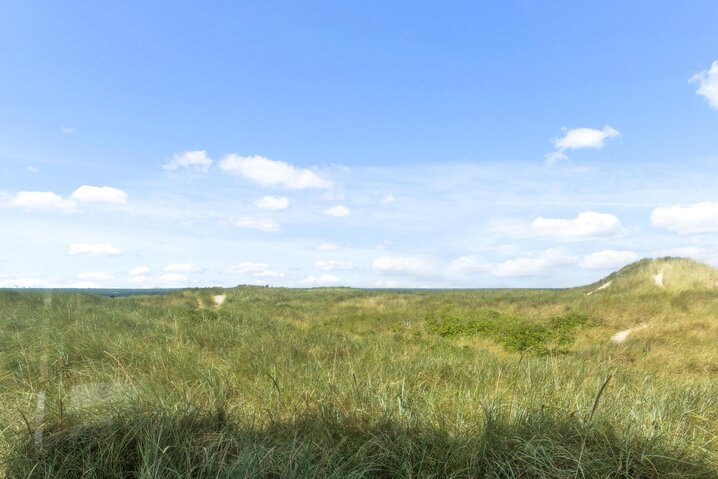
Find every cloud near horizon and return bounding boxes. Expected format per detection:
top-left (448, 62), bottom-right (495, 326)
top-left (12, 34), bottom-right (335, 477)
top-left (531, 212), bottom-right (624, 241)
top-left (70, 185), bottom-right (128, 205)
top-left (219, 155), bottom-right (332, 189)
top-left (691, 60), bottom-right (718, 109)
top-left (163, 150), bottom-right (213, 173)
top-left (9, 191), bottom-right (76, 212)
top-left (651, 201), bottom-right (718, 234)
top-left (323, 205), bottom-right (350, 217)
top-left (232, 217), bottom-right (281, 232)
top-left (256, 196), bottom-right (289, 210)
top-left (68, 243), bottom-right (122, 256)
top-left (545, 126), bottom-right (620, 164)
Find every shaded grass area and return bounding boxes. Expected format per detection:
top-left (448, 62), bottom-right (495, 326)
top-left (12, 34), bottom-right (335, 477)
top-left (7, 404), bottom-right (716, 478)
top-left (426, 309), bottom-right (593, 353)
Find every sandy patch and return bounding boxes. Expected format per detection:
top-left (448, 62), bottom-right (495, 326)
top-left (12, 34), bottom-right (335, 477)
top-left (213, 294), bottom-right (226, 306)
top-left (611, 324), bottom-right (648, 344)
top-left (587, 280), bottom-right (612, 296)
top-left (654, 270), bottom-right (664, 288)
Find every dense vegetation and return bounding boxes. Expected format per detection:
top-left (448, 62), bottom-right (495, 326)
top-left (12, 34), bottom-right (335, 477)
top-left (1, 258), bottom-right (717, 478)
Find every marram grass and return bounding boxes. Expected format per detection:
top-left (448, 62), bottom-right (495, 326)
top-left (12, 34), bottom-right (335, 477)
top-left (1, 258), bottom-right (717, 478)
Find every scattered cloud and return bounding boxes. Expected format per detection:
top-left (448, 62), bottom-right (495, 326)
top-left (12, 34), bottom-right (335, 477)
top-left (77, 271), bottom-right (114, 281)
top-left (578, 250), bottom-right (639, 269)
top-left (226, 263), bottom-right (284, 278)
top-left (651, 201), bottom-right (718, 234)
top-left (130, 266), bottom-right (150, 276)
top-left (314, 259), bottom-right (352, 271)
top-left (0, 277), bottom-right (44, 288)
top-left (219, 154), bottom-right (332, 189)
top-left (316, 243), bottom-right (339, 251)
top-left (27, 166), bottom-right (39, 173)
top-left (323, 204), bottom-right (350, 217)
top-left (163, 150), bottom-right (213, 173)
top-left (381, 194), bottom-right (395, 204)
top-left (652, 246), bottom-right (705, 259)
top-left (545, 125), bottom-right (620, 165)
top-left (62, 126), bottom-right (76, 134)
top-left (691, 60), bottom-right (718, 109)
top-left (531, 211), bottom-right (624, 241)
top-left (71, 281), bottom-right (100, 288)
top-left (300, 274), bottom-right (341, 286)
top-left (492, 257), bottom-right (553, 277)
top-left (232, 217), bottom-right (281, 232)
top-left (70, 185), bottom-right (128, 205)
top-left (10, 191), bottom-right (75, 212)
top-left (447, 255), bottom-right (490, 275)
top-left (164, 263), bottom-right (202, 273)
top-left (256, 196), bottom-right (289, 210)
top-left (158, 273), bottom-right (188, 283)
top-left (68, 243), bottom-right (121, 256)
top-left (449, 248), bottom-right (576, 278)
top-left (372, 256), bottom-right (431, 275)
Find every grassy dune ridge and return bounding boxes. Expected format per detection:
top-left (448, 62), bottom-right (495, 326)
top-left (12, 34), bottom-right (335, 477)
top-left (1, 258), bottom-right (717, 477)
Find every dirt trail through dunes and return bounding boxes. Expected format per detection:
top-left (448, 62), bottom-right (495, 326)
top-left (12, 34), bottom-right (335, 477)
top-left (611, 324), bottom-right (648, 344)
top-left (587, 280), bottom-right (612, 296)
top-left (213, 294), bottom-right (226, 306)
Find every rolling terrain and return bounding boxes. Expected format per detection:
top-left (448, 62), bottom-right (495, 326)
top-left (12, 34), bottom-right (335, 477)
top-left (1, 257), bottom-right (717, 478)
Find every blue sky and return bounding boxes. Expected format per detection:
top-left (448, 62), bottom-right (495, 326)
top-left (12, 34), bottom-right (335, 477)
top-left (2, 1), bottom-right (718, 288)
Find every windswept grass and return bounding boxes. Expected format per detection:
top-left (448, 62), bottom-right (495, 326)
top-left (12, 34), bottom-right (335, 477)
top-left (1, 258), bottom-right (717, 477)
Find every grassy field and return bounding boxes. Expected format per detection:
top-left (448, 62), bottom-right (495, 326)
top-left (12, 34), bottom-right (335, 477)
top-left (1, 257), bottom-right (717, 478)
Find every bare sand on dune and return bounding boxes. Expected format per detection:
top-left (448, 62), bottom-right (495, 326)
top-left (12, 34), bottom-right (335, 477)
top-left (611, 324), bottom-right (648, 344)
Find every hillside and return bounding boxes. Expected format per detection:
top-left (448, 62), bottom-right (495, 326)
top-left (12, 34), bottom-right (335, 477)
top-left (583, 257), bottom-right (718, 295)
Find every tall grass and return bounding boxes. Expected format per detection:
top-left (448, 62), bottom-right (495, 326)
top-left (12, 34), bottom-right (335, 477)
top-left (1, 259), bottom-right (717, 477)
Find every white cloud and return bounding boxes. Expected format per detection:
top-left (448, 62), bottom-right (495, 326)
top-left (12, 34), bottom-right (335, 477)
top-left (71, 281), bottom-right (101, 288)
top-left (130, 275), bottom-right (152, 285)
top-left (226, 263), bottom-right (284, 278)
top-left (70, 185), bottom-right (128, 205)
top-left (316, 243), bottom-right (339, 251)
top-left (323, 205), bottom-right (350, 217)
top-left (578, 250), bottom-right (639, 270)
top-left (691, 61), bottom-right (718, 109)
top-left (531, 211), bottom-right (624, 241)
top-left (68, 243), bottom-right (121, 256)
top-left (130, 266), bottom-right (150, 276)
top-left (163, 263), bottom-right (202, 273)
top-left (10, 191), bottom-right (75, 212)
top-left (651, 202), bottom-right (718, 234)
top-left (27, 166), bottom-right (39, 173)
top-left (492, 257), bottom-right (552, 277)
top-left (372, 256), bottom-right (431, 275)
top-left (449, 248), bottom-right (576, 278)
top-left (158, 273), bottom-right (188, 283)
top-left (372, 279), bottom-right (400, 288)
top-left (652, 246), bottom-right (705, 259)
top-left (381, 194), bottom-right (395, 204)
top-left (256, 196), bottom-right (289, 210)
top-left (163, 150), bottom-right (213, 173)
top-left (300, 274), bottom-right (341, 286)
top-left (0, 277), bottom-right (44, 288)
top-left (219, 154), bottom-right (332, 189)
top-left (447, 255), bottom-right (490, 274)
top-left (232, 217), bottom-right (281, 232)
top-left (77, 271), bottom-right (114, 281)
top-left (546, 125), bottom-right (620, 164)
top-left (314, 259), bottom-right (352, 271)
top-left (62, 126), bottom-right (76, 134)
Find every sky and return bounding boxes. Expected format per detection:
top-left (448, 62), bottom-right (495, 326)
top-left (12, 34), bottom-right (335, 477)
top-left (1, 1), bottom-right (718, 289)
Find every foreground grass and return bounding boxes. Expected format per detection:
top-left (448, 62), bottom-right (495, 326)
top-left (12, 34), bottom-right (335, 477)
top-left (1, 259), bottom-right (717, 477)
